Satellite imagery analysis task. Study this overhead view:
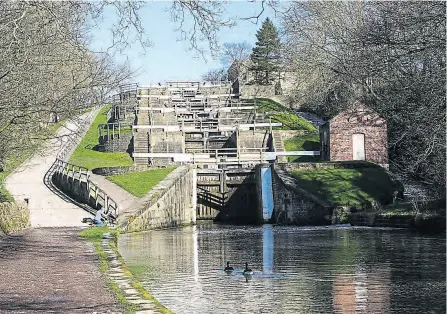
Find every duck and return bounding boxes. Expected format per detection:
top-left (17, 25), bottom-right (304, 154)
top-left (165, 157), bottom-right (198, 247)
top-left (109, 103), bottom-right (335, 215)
top-left (243, 262), bottom-right (253, 276)
top-left (224, 261), bottom-right (234, 272)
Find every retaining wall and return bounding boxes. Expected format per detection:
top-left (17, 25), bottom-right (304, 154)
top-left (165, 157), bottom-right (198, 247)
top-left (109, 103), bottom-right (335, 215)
top-left (52, 172), bottom-right (115, 216)
top-left (0, 202), bottom-right (29, 235)
top-left (99, 134), bottom-right (133, 153)
top-left (92, 165), bottom-right (171, 176)
top-left (271, 164), bottom-right (330, 225)
top-left (117, 165), bottom-right (196, 232)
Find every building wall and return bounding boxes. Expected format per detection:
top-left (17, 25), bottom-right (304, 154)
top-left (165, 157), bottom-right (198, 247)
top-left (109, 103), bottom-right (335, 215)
top-left (323, 105), bottom-right (388, 166)
top-left (118, 166), bottom-right (196, 232)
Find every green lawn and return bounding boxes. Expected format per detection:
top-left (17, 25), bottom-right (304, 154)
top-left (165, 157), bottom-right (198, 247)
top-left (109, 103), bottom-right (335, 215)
top-left (69, 106), bottom-right (133, 169)
top-left (107, 167), bottom-right (176, 197)
top-left (254, 98), bottom-right (316, 131)
top-left (284, 132), bottom-right (320, 162)
top-left (290, 167), bottom-right (397, 207)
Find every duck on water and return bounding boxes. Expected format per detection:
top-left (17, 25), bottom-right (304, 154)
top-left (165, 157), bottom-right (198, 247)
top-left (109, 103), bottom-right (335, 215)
top-left (243, 263), bottom-right (253, 276)
top-left (224, 261), bottom-right (234, 272)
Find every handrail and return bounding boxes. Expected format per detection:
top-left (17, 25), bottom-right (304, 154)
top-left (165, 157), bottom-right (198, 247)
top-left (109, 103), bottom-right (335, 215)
top-left (51, 106), bottom-right (119, 222)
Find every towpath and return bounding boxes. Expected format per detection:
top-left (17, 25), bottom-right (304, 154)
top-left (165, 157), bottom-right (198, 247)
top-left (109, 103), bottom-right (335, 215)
top-left (0, 111), bottom-right (123, 313)
top-left (0, 228), bottom-right (120, 313)
top-left (4, 110), bottom-right (99, 227)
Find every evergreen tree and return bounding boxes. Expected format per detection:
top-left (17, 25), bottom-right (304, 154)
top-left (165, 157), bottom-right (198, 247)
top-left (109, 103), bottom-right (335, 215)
top-left (250, 18), bottom-right (281, 85)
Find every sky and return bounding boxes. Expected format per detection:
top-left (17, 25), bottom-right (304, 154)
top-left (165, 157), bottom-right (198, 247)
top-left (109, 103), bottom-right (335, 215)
top-left (90, 1), bottom-right (280, 84)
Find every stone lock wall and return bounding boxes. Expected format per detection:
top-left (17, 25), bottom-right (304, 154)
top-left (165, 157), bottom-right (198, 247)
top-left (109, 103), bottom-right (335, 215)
top-left (118, 166), bottom-right (196, 232)
top-left (99, 133), bottom-right (133, 152)
top-left (271, 164), bottom-right (330, 225)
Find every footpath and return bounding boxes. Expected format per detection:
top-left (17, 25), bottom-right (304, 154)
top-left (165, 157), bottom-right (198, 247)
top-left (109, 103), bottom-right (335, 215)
top-left (4, 111), bottom-right (98, 227)
top-left (0, 228), bottom-right (119, 313)
top-left (0, 110), bottom-right (120, 313)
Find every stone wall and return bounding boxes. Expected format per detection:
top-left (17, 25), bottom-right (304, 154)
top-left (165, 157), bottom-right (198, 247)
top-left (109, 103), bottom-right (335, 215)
top-left (282, 161), bottom-right (381, 172)
top-left (322, 104), bottom-right (388, 166)
top-left (240, 84), bottom-right (276, 99)
top-left (0, 202), bottom-right (29, 235)
top-left (52, 172), bottom-right (113, 215)
top-left (271, 164), bottom-right (331, 225)
top-left (150, 131), bottom-right (184, 153)
top-left (118, 166), bottom-right (196, 232)
top-left (99, 134), bottom-right (133, 153)
top-left (237, 130), bottom-right (271, 149)
top-left (92, 165), bottom-right (171, 176)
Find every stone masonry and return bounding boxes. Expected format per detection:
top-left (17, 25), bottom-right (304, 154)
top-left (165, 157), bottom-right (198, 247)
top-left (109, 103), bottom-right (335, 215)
top-left (320, 102), bottom-right (388, 167)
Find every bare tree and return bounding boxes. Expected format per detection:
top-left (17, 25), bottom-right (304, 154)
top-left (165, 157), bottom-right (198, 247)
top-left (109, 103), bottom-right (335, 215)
top-left (220, 42), bottom-right (252, 82)
top-left (281, 1), bottom-right (446, 194)
top-left (201, 67), bottom-right (228, 82)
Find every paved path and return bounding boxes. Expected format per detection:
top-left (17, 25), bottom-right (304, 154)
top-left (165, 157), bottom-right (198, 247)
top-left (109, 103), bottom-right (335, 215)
top-left (4, 111), bottom-right (98, 227)
top-left (89, 174), bottom-right (139, 213)
top-left (0, 228), bottom-right (120, 313)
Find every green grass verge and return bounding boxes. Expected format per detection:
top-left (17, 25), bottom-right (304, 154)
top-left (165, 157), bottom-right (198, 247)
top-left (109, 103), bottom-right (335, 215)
top-left (254, 98), bottom-right (316, 131)
top-left (79, 227), bottom-right (173, 314)
top-left (107, 168), bottom-right (176, 198)
top-left (284, 132), bottom-right (320, 162)
top-left (69, 106), bottom-right (133, 169)
top-left (290, 167), bottom-right (396, 207)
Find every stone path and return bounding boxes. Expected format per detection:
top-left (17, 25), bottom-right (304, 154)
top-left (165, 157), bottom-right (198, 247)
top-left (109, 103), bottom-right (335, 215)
top-left (89, 174), bottom-right (139, 213)
top-left (4, 111), bottom-right (98, 227)
top-left (101, 233), bottom-right (163, 314)
top-left (0, 228), bottom-right (120, 313)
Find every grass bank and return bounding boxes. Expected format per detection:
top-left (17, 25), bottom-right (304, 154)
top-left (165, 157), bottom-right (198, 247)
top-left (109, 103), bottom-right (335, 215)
top-left (291, 167), bottom-right (397, 207)
top-left (78, 227), bottom-right (172, 314)
top-left (107, 167), bottom-right (176, 197)
top-left (254, 98), bottom-right (316, 131)
top-left (69, 105), bottom-right (133, 169)
top-left (284, 133), bottom-right (320, 162)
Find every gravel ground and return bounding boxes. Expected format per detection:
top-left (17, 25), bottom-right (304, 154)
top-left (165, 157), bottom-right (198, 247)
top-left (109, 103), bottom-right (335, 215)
top-left (0, 228), bottom-right (120, 313)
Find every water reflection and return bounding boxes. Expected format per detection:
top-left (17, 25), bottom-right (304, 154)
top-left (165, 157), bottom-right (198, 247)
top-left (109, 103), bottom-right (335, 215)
top-left (262, 224), bottom-right (274, 274)
top-left (118, 224), bottom-right (446, 314)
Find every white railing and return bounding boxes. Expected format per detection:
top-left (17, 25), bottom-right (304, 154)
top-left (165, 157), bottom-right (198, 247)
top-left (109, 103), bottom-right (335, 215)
top-left (51, 107), bottom-right (119, 222)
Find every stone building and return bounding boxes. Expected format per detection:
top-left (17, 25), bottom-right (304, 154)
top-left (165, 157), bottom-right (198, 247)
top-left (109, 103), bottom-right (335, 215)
top-left (319, 102), bottom-right (388, 167)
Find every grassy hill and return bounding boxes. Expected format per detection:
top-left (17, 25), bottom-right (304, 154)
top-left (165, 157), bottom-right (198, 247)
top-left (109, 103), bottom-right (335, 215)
top-left (290, 164), bottom-right (398, 207)
top-left (69, 106), bottom-right (133, 169)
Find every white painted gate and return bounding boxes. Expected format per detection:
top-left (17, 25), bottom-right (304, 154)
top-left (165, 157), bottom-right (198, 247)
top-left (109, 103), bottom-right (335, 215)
top-left (352, 133), bottom-right (365, 160)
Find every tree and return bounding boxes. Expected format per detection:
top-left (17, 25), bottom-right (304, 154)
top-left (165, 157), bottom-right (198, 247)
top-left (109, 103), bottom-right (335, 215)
top-left (281, 2), bottom-right (446, 195)
top-left (201, 67), bottom-right (228, 82)
top-left (250, 18), bottom-right (281, 85)
top-left (220, 42), bottom-right (252, 82)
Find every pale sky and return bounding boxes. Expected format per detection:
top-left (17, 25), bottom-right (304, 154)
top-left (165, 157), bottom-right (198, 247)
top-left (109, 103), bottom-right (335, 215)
top-left (90, 1), bottom-right (280, 84)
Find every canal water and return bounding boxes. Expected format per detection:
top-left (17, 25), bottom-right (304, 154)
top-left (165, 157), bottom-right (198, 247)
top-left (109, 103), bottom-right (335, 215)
top-left (118, 224), bottom-right (446, 314)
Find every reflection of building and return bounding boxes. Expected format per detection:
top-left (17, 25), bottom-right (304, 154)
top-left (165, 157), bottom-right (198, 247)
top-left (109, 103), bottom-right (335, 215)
top-left (319, 102), bottom-right (388, 167)
top-left (332, 263), bottom-right (391, 313)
